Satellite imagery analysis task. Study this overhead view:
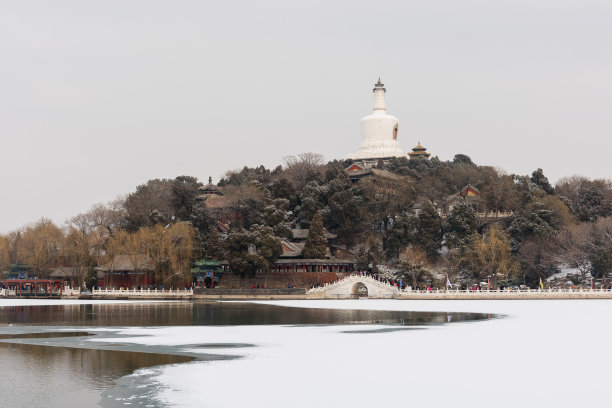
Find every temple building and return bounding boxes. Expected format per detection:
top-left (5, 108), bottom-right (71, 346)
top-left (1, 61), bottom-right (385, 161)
top-left (348, 79), bottom-right (404, 165)
top-left (197, 177), bottom-right (224, 201)
top-left (95, 255), bottom-right (156, 289)
top-left (407, 141), bottom-right (431, 160)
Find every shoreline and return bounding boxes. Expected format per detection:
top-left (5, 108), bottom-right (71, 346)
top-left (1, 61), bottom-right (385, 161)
top-left (3, 287), bottom-right (612, 301)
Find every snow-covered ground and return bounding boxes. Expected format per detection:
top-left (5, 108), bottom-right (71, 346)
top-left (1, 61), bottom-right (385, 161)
top-left (88, 299), bottom-right (612, 408)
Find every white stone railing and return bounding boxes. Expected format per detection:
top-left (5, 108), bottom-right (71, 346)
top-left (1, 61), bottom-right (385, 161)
top-left (402, 287), bottom-right (611, 294)
top-left (62, 286), bottom-right (81, 297)
top-left (92, 288), bottom-right (193, 297)
top-left (307, 274), bottom-right (358, 293)
top-left (306, 275), bottom-right (612, 298)
top-left (1, 287), bottom-right (79, 297)
top-left (398, 287), bottom-right (612, 298)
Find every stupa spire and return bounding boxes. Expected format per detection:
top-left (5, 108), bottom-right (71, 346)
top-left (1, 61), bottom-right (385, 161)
top-left (373, 77), bottom-right (386, 113)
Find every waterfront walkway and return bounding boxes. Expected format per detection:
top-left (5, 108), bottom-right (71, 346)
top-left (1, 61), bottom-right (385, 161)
top-left (79, 280), bottom-right (612, 300)
top-left (396, 287), bottom-right (612, 300)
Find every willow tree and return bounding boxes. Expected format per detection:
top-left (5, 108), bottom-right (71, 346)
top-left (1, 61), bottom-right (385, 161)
top-left (472, 224), bottom-right (518, 287)
top-left (62, 226), bottom-right (95, 288)
top-left (137, 223), bottom-right (196, 287)
top-left (0, 234), bottom-right (10, 273)
top-left (17, 218), bottom-right (64, 277)
top-left (166, 222), bottom-right (197, 286)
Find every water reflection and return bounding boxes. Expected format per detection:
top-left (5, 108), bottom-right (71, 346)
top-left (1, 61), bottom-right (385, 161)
top-left (0, 342), bottom-right (191, 408)
top-left (0, 301), bottom-right (489, 327)
top-left (0, 302), bottom-right (493, 408)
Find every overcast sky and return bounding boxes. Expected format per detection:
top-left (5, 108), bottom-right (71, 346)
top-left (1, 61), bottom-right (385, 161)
top-left (1, 0), bottom-right (611, 233)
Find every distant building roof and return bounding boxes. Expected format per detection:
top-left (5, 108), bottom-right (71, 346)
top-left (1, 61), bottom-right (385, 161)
top-left (346, 163), bottom-right (368, 172)
top-left (95, 254), bottom-right (155, 272)
top-left (200, 194), bottom-right (230, 208)
top-left (50, 266), bottom-right (82, 278)
top-left (291, 229), bottom-right (337, 240)
top-left (444, 185), bottom-right (481, 203)
top-left (280, 240), bottom-right (305, 258)
top-left (273, 258), bottom-right (356, 265)
top-left (370, 168), bottom-right (403, 181)
top-left (411, 141), bottom-right (427, 151)
top-left (407, 141), bottom-right (431, 159)
top-left (198, 177), bottom-right (223, 196)
top-left (216, 220), bottom-right (230, 233)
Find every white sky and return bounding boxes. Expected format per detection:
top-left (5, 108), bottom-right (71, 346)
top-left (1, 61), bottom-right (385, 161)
top-left (1, 0), bottom-right (611, 233)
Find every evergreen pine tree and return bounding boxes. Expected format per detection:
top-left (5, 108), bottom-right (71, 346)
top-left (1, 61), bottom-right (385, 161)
top-left (190, 201), bottom-right (212, 237)
top-left (303, 211), bottom-right (328, 259)
top-left (205, 226), bottom-right (226, 260)
top-left (417, 201), bottom-right (443, 258)
top-left (226, 225), bottom-right (282, 277)
top-left (444, 201), bottom-right (478, 250)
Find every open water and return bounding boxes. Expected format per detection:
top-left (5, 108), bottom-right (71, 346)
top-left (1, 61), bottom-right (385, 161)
top-left (0, 301), bottom-right (490, 407)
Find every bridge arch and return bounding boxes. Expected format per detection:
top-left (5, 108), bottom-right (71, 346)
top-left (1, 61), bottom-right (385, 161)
top-left (307, 275), bottom-right (399, 299)
top-left (351, 281), bottom-right (369, 298)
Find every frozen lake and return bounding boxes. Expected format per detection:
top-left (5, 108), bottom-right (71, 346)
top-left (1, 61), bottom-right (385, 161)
top-left (1, 299), bottom-right (610, 407)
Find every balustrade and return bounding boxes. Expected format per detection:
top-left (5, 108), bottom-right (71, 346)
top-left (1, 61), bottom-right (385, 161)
top-left (92, 288), bottom-right (192, 297)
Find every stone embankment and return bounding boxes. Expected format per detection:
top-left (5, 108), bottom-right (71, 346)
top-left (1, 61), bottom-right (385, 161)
top-left (89, 287), bottom-right (307, 300)
top-left (192, 287), bottom-right (307, 300)
top-left (86, 284), bottom-right (612, 300)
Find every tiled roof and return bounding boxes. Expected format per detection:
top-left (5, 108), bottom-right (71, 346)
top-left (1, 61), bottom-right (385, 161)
top-left (280, 240), bottom-right (304, 258)
top-left (95, 254), bottom-right (155, 272)
top-left (274, 258), bottom-right (356, 265)
top-left (50, 266), bottom-right (81, 278)
top-left (291, 229), bottom-right (337, 240)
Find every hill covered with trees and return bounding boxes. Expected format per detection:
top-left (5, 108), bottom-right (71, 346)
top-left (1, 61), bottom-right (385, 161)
top-left (1, 152), bottom-right (610, 289)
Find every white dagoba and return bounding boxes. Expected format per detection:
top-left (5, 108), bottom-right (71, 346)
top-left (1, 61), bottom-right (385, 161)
top-left (348, 78), bottom-right (404, 161)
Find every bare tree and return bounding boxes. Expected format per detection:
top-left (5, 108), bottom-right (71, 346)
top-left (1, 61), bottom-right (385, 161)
top-left (282, 152), bottom-right (325, 190)
top-left (68, 200), bottom-right (126, 235)
top-left (400, 247), bottom-right (431, 289)
top-left (556, 223), bottom-right (592, 283)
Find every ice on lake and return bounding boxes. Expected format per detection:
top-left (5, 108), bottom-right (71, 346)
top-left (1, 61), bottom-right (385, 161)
top-left (87, 299), bottom-right (612, 408)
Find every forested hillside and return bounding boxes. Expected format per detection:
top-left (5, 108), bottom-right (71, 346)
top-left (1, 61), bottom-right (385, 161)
top-left (1, 153), bottom-right (610, 289)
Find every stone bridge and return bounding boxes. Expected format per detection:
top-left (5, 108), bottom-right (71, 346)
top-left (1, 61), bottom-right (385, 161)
top-left (307, 275), bottom-right (399, 299)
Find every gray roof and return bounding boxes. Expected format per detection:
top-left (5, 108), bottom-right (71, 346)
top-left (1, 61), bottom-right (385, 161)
top-left (291, 229), bottom-right (337, 240)
top-left (95, 254), bottom-right (155, 272)
top-left (274, 258), bottom-right (356, 265)
top-left (280, 240), bottom-right (304, 258)
top-left (50, 266), bottom-right (82, 278)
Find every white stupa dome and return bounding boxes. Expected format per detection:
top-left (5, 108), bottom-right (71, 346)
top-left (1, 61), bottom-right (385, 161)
top-left (348, 78), bottom-right (404, 160)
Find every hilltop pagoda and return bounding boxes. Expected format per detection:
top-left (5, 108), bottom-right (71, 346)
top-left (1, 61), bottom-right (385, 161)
top-left (407, 141), bottom-right (431, 160)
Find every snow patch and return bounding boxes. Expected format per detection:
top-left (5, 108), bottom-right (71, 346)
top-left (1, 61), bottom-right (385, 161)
top-left (86, 299), bottom-right (612, 408)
